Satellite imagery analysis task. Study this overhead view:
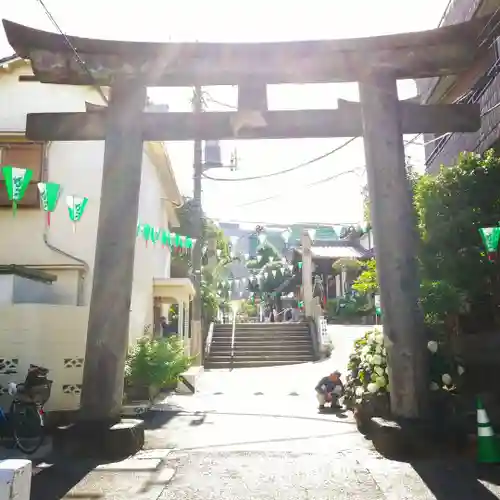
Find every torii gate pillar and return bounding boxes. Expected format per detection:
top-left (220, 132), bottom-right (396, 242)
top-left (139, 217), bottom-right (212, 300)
top-left (80, 81), bottom-right (148, 422)
top-left (360, 72), bottom-right (428, 419)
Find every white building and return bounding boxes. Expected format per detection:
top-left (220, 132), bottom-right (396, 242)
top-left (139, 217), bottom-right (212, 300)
top-left (0, 55), bottom-right (194, 411)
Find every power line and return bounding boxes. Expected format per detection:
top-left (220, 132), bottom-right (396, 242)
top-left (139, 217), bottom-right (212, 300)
top-left (202, 137), bottom-right (358, 181)
top-left (35, 0), bottom-right (108, 104)
top-left (233, 154), bottom-right (428, 208)
top-left (201, 128), bottom-right (443, 184)
top-left (234, 166), bottom-right (365, 208)
top-left (200, 89), bottom-right (441, 184)
top-left (204, 93), bottom-right (237, 110)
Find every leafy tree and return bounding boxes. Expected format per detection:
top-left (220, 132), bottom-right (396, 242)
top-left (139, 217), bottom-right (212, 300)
top-left (173, 197), bottom-right (230, 266)
top-left (414, 150), bottom-right (500, 328)
top-left (247, 246), bottom-right (290, 299)
top-left (351, 258), bottom-right (378, 295)
top-left (339, 225), bottom-right (364, 240)
top-left (352, 258), bottom-right (463, 335)
top-left (419, 280), bottom-right (464, 338)
top-left (173, 197), bottom-right (231, 323)
top-left (333, 257), bottom-right (363, 275)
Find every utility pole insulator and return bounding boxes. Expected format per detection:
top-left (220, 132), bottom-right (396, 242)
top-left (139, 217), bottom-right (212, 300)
top-left (237, 82), bottom-right (268, 112)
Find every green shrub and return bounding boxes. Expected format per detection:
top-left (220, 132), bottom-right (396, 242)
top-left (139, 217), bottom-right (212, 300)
top-left (327, 295), bottom-right (373, 321)
top-left (420, 280), bottom-right (464, 332)
top-left (414, 150), bottom-right (500, 329)
top-left (125, 335), bottom-right (193, 394)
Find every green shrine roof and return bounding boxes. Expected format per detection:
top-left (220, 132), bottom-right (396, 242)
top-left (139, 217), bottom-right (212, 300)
top-left (289, 224), bottom-right (339, 243)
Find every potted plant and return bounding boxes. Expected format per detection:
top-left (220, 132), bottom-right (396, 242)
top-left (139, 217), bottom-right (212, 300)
top-left (124, 334), bottom-right (193, 403)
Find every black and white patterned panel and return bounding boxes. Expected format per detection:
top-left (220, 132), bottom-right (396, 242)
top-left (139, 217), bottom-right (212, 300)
top-left (63, 358), bottom-right (84, 369)
top-left (0, 358), bottom-right (18, 375)
top-left (62, 384), bottom-right (82, 396)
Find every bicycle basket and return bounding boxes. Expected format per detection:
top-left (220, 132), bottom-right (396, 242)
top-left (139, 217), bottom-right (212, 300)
top-left (15, 380), bottom-right (52, 405)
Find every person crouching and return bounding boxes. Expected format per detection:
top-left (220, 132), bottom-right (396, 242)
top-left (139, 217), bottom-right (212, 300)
top-left (315, 370), bottom-right (344, 411)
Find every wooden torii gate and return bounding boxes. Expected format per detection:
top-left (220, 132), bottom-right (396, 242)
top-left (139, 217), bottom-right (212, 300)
top-left (3, 16), bottom-right (496, 424)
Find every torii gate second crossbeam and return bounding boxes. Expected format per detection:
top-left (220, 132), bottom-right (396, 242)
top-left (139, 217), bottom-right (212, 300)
top-left (2, 15), bottom-right (495, 424)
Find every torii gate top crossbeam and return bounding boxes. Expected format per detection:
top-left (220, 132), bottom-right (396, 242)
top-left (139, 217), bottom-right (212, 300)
top-left (3, 14), bottom-right (499, 87)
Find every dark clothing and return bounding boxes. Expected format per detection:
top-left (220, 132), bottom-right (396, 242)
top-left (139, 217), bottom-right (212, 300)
top-left (315, 376), bottom-right (343, 395)
top-left (161, 322), bottom-right (176, 337)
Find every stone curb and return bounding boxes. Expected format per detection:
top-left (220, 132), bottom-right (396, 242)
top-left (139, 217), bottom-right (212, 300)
top-left (367, 416), bottom-right (470, 459)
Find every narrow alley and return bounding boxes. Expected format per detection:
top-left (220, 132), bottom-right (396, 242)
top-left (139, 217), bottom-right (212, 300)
top-left (28, 326), bottom-right (499, 499)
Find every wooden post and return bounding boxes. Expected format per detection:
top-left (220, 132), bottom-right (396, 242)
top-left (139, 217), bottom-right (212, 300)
top-left (359, 72), bottom-right (428, 420)
top-left (80, 80), bottom-right (147, 423)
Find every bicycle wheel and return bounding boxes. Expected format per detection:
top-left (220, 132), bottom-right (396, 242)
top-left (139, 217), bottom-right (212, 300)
top-left (10, 401), bottom-right (44, 454)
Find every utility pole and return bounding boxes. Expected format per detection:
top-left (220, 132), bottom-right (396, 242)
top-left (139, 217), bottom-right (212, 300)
top-left (190, 88), bottom-right (240, 363)
top-left (191, 86), bottom-right (203, 365)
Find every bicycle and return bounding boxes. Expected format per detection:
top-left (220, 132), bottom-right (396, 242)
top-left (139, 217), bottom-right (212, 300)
top-left (0, 364), bottom-right (52, 455)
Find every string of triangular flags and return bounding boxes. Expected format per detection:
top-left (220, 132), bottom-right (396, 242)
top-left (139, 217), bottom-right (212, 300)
top-left (136, 222), bottom-right (196, 253)
top-left (1, 167), bottom-right (195, 252)
top-left (2, 166), bottom-right (88, 231)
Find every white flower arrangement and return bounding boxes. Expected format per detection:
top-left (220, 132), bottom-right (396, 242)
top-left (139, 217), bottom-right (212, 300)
top-left (344, 328), bottom-right (390, 405)
top-left (344, 327), bottom-right (465, 409)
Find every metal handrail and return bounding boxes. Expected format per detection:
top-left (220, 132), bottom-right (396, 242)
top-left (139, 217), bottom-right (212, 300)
top-left (204, 322), bottom-right (215, 356)
top-left (230, 313), bottom-right (237, 367)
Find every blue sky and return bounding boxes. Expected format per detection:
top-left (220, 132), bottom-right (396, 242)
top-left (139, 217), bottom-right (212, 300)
top-left (0, 0), bottom-right (449, 225)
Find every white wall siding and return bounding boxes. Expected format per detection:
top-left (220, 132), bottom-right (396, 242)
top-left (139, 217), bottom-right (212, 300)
top-left (0, 63), bottom-right (172, 343)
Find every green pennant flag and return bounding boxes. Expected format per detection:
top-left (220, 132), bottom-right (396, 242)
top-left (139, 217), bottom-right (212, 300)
top-left (479, 227), bottom-right (500, 260)
top-left (66, 195), bottom-right (88, 232)
top-left (142, 224), bottom-right (152, 246)
top-left (298, 261), bottom-right (303, 269)
top-left (2, 166), bottom-right (33, 216)
top-left (150, 227), bottom-right (160, 245)
top-left (160, 229), bottom-right (169, 247)
top-left (37, 182), bottom-right (61, 227)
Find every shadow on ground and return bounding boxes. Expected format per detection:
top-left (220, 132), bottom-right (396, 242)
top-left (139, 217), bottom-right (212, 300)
top-left (31, 460), bottom-right (98, 500)
top-left (145, 407), bottom-right (355, 427)
top-left (412, 461), bottom-right (500, 499)
top-left (141, 409), bottom-right (181, 430)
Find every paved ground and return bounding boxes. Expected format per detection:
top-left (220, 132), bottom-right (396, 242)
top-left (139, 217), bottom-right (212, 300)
top-left (19, 325), bottom-right (500, 498)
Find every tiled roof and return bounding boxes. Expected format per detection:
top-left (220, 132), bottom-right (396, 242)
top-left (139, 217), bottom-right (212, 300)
top-left (289, 224), bottom-right (339, 243)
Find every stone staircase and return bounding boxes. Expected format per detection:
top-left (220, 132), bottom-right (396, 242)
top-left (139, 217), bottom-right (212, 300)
top-left (205, 322), bottom-right (315, 369)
